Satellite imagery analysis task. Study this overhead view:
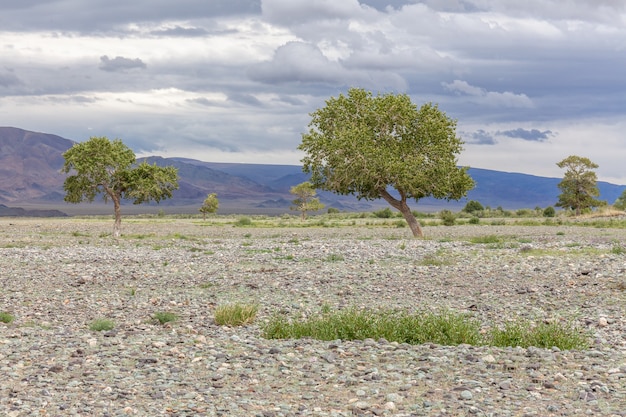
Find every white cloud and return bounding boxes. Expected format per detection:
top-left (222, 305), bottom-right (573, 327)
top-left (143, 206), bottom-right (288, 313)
top-left (442, 80), bottom-right (534, 108)
top-left (1, 0), bottom-right (626, 184)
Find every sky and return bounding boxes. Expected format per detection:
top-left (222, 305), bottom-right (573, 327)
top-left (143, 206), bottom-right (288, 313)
top-left (1, 0), bottom-right (625, 183)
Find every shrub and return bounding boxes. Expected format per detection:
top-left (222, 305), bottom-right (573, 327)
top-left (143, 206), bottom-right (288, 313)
top-left (463, 200), bottom-right (484, 213)
top-left (89, 318), bottom-right (115, 331)
top-left (235, 217), bottom-right (253, 226)
top-left (439, 210), bottom-right (456, 226)
top-left (0, 312), bottom-right (15, 324)
top-left (543, 206), bottom-right (556, 217)
top-left (373, 207), bottom-right (393, 218)
top-left (153, 311), bottom-right (179, 325)
top-left (214, 303), bottom-right (258, 326)
top-left (468, 216), bottom-right (480, 225)
top-left (327, 207), bottom-right (340, 214)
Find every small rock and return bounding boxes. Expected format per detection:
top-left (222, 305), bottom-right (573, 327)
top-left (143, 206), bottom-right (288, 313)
top-left (459, 390), bottom-right (473, 400)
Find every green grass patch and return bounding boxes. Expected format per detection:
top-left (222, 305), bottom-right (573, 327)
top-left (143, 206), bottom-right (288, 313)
top-left (325, 253), bottom-right (345, 262)
top-left (468, 235), bottom-right (503, 244)
top-left (153, 311), bottom-right (179, 325)
top-left (89, 318), bottom-right (115, 331)
top-left (263, 307), bottom-right (481, 346)
top-left (489, 320), bottom-right (589, 350)
top-left (214, 303), bottom-right (258, 326)
top-left (0, 312), bottom-right (15, 324)
top-left (262, 307), bottom-right (589, 350)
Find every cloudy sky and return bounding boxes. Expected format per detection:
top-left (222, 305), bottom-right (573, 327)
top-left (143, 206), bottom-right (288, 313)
top-left (1, 0), bottom-right (625, 183)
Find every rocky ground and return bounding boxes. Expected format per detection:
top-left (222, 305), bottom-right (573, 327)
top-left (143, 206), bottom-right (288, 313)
top-left (0, 218), bottom-right (625, 416)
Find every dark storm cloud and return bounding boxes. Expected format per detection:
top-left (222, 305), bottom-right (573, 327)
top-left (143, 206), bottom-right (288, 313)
top-left (498, 128), bottom-right (553, 142)
top-left (99, 56), bottom-right (147, 72)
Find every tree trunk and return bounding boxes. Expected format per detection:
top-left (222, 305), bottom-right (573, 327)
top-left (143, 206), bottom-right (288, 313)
top-left (113, 196), bottom-right (122, 238)
top-left (379, 189), bottom-right (424, 238)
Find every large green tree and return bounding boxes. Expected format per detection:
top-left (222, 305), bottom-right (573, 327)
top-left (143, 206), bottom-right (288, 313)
top-left (62, 136), bottom-right (179, 237)
top-left (299, 88), bottom-right (474, 237)
top-left (290, 181), bottom-right (325, 220)
top-left (555, 155), bottom-right (604, 215)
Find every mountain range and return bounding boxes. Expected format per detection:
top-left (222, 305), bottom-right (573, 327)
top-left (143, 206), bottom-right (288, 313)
top-left (0, 126), bottom-right (623, 216)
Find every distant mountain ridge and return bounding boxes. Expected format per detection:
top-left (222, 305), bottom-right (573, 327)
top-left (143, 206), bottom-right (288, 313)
top-left (0, 126), bottom-right (623, 215)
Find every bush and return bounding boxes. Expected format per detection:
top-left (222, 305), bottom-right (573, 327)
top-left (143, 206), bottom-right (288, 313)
top-left (468, 216), bottom-right (480, 225)
top-left (463, 200), bottom-right (484, 213)
top-left (373, 207), bottom-right (393, 218)
top-left (327, 207), bottom-right (340, 214)
top-left (439, 210), bottom-right (456, 226)
top-left (543, 206), bottom-right (556, 217)
top-left (214, 303), bottom-right (258, 326)
top-left (235, 217), bottom-right (253, 226)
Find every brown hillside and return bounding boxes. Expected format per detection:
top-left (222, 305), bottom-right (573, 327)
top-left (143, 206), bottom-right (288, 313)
top-left (0, 127), bottom-right (74, 203)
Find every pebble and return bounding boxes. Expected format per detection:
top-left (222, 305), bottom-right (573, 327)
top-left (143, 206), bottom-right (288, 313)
top-left (1, 220), bottom-right (625, 416)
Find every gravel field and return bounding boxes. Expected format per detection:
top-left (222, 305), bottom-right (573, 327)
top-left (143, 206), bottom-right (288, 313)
top-left (0, 218), bottom-right (625, 417)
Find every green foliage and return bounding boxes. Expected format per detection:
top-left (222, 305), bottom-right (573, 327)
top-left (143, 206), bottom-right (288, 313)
top-left (543, 206), bottom-right (556, 217)
top-left (89, 318), bottom-right (115, 331)
top-left (234, 217), bottom-right (253, 226)
top-left (439, 210), bottom-right (456, 226)
top-left (468, 216), bottom-right (480, 224)
top-left (555, 155), bottom-right (604, 215)
top-left (299, 88), bottom-right (474, 237)
top-left (326, 253), bottom-right (345, 262)
top-left (262, 307), bottom-right (481, 346)
top-left (290, 182), bottom-right (325, 219)
top-left (62, 137), bottom-right (179, 236)
top-left (373, 207), bottom-right (394, 218)
top-left (153, 311), bottom-right (178, 325)
top-left (199, 193), bottom-right (219, 219)
top-left (327, 207), bottom-right (340, 214)
top-left (0, 312), bottom-right (15, 324)
top-left (469, 235), bottom-right (502, 244)
top-left (489, 320), bottom-right (588, 350)
top-left (214, 303), bottom-right (258, 326)
top-left (463, 200), bottom-right (484, 213)
top-left (262, 307), bottom-right (589, 350)
top-left (613, 189), bottom-right (626, 210)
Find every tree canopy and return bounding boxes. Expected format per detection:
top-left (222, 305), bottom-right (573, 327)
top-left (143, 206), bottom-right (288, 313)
top-left (290, 182), bottom-right (325, 220)
top-left (555, 155), bottom-right (604, 215)
top-left (299, 87), bottom-right (474, 237)
top-left (199, 193), bottom-right (219, 220)
top-left (62, 136), bottom-right (179, 236)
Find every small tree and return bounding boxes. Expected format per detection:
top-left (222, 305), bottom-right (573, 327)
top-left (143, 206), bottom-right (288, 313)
top-left (199, 193), bottom-right (219, 220)
top-left (299, 88), bottom-right (474, 237)
top-left (463, 200), bottom-right (484, 214)
top-left (555, 155), bottom-right (604, 216)
top-left (62, 136), bottom-right (179, 237)
top-left (290, 182), bottom-right (325, 220)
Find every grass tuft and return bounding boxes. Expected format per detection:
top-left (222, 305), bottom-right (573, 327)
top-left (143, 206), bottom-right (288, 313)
top-left (89, 318), bottom-right (115, 332)
top-left (214, 303), bottom-right (258, 326)
top-left (0, 311), bottom-right (15, 324)
top-left (153, 311), bottom-right (179, 325)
